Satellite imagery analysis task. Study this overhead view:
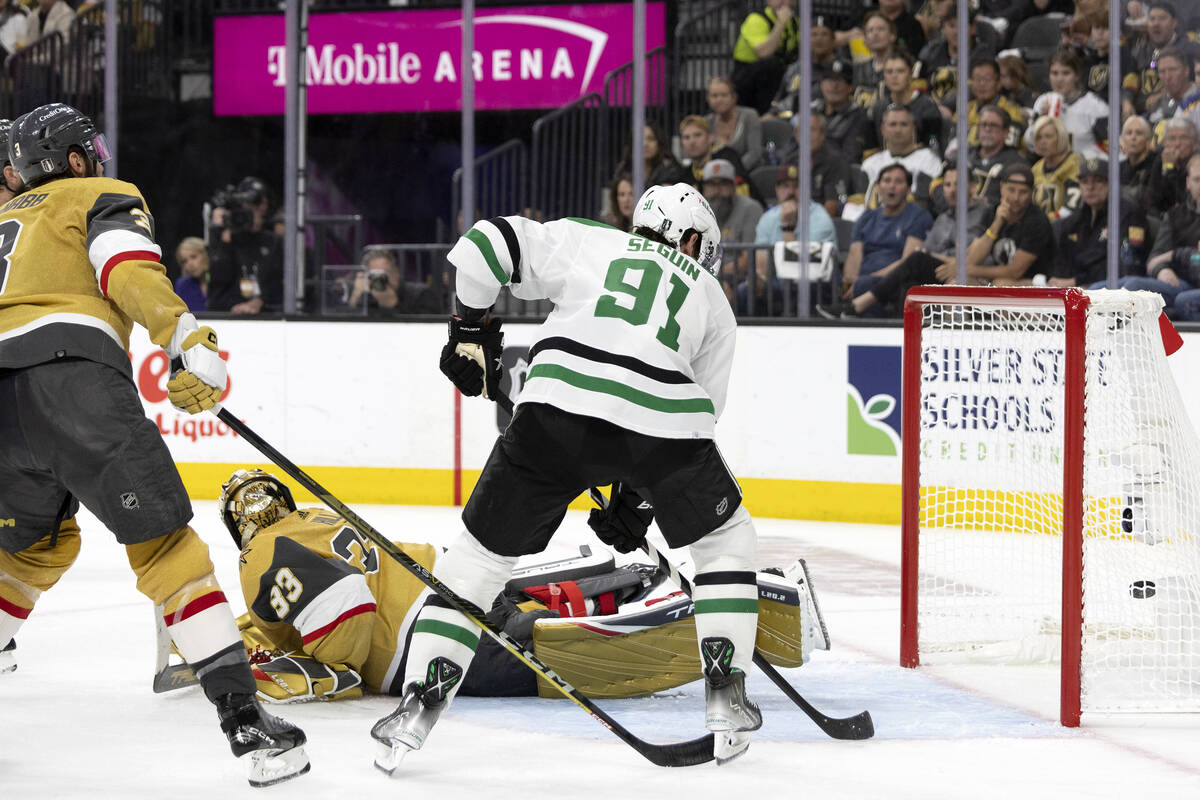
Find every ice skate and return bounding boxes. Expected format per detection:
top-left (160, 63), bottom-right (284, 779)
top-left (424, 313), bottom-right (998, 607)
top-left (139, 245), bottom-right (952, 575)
top-left (216, 692), bottom-right (310, 787)
top-left (701, 637), bottom-right (761, 764)
top-left (371, 657), bottom-right (462, 776)
top-left (0, 638), bottom-right (15, 674)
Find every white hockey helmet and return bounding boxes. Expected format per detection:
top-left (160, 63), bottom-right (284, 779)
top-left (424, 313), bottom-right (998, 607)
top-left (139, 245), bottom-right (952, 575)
top-left (631, 182), bottom-right (722, 273)
top-left (219, 468), bottom-right (297, 549)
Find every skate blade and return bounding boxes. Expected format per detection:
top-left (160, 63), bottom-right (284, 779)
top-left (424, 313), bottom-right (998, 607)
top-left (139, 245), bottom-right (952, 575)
top-left (714, 731), bottom-right (751, 765)
top-left (244, 745), bottom-right (311, 787)
top-left (0, 656), bottom-right (15, 674)
top-left (373, 740), bottom-right (415, 777)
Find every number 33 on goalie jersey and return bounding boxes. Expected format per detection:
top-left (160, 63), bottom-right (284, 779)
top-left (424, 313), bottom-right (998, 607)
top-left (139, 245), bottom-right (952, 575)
top-left (449, 217), bottom-right (737, 440)
top-left (238, 509), bottom-right (437, 693)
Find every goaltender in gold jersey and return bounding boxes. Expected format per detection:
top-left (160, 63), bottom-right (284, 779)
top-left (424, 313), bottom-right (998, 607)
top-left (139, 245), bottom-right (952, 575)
top-left (219, 469), bottom-right (830, 703)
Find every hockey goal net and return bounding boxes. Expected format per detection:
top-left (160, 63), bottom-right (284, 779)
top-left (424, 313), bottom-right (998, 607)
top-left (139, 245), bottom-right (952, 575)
top-left (900, 287), bottom-right (1200, 726)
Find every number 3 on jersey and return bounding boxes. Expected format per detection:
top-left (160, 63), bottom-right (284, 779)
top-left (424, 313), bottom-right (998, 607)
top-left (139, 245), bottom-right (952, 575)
top-left (269, 567), bottom-right (303, 618)
top-left (594, 257), bottom-right (690, 351)
top-left (0, 219), bottom-right (24, 295)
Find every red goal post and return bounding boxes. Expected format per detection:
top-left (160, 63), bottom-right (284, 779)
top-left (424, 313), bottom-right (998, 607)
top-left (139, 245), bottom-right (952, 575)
top-left (899, 286), bottom-right (1197, 727)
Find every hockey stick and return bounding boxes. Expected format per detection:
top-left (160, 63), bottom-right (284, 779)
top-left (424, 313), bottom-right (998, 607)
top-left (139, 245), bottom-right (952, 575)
top-left (152, 604), bottom-right (198, 693)
top-left (603, 500), bottom-right (875, 741)
top-left (493, 391), bottom-right (873, 740)
top-left (210, 404), bottom-right (714, 767)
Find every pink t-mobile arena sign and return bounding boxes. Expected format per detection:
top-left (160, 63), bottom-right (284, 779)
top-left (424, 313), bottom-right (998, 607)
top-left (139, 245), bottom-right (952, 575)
top-left (213, 4), bottom-right (666, 115)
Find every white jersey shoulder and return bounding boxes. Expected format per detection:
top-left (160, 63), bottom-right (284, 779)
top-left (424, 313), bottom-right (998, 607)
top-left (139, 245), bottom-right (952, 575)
top-left (448, 216), bottom-right (736, 439)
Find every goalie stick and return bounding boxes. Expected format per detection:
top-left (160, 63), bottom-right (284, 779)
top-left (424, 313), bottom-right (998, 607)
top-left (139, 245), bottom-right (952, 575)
top-left (152, 604), bottom-right (198, 693)
top-left (493, 390), bottom-right (873, 741)
top-left (209, 404), bottom-right (715, 768)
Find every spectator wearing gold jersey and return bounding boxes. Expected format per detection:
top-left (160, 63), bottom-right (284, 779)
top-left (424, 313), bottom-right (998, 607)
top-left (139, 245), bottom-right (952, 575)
top-left (1029, 115), bottom-right (1083, 221)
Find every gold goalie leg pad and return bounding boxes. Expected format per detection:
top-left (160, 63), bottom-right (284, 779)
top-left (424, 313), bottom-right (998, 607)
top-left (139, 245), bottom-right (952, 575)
top-left (531, 559), bottom-right (830, 697)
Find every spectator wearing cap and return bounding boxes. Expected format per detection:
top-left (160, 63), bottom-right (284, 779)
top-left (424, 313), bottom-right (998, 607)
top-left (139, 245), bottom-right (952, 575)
top-left (702, 158), bottom-right (765, 306)
top-left (767, 15), bottom-right (840, 118)
top-left (866, 51), bottom-right (946, 155)
top-left (702, 159), bottom-right (765, 244)
top-left (812, 58), bottom-right (869, 162)
top-left (837, 163), bottom-right (933, 305)
top-left (779, 113), bottom-right (850, 217)
top-left (833, 162), bottom-right (988, 318)
top-left (1123, 153), bottom-right (1200, 314)
top-left (1145, 47), bottom-right (1200, 132)
top-left (1127, 2), bottom-right (1199, 113)
top-left (677, 115), bottom-right (763, 203)
top-left (1049, 157), bottom-right (1149, 287)
top-left (1142, 117), bottom-right (1198, 217)
top-left (1119, 114), bottom-right (1156, 205)
top-left (704, 76), bottom-right (765, 171)
top-left (960, 162), bottom-right (1054, 284)
top-left (731, 0), bottom-right (799, 115)
top-left (743, 165), bottom-right (836, 315)
top-left (1029, 116), bottom-right (1083, 221)
top-left (915, 4), bottom-right (998, 113)
top-left (859, 105), bottom-right (943, 209)
top-left (1025, 48), bottom-right (1109, 162)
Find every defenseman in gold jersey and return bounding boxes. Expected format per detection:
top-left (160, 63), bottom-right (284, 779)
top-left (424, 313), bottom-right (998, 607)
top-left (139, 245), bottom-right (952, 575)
top-left (222, 469), bottom-right (828, 705)
top-left (0, 104), bottom-right (308, 787)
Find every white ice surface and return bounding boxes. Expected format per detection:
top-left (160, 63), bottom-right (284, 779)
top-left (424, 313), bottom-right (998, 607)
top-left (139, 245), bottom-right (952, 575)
top-left (3, 504), bottom-right (1198, 799)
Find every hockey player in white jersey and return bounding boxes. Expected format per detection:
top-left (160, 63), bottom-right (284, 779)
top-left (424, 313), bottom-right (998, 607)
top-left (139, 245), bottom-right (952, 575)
top-left (371, 184), bottom-right (762, 769)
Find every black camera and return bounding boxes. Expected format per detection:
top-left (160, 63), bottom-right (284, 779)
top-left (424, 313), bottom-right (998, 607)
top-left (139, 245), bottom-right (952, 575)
top-left (210, 178), bottom-right (266, 234)
top-left (367, 269), bottom-right (390, 292)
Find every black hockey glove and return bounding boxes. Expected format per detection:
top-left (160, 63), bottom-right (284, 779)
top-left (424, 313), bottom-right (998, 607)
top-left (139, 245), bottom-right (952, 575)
top-left (588, 482), bottom-right (654, 554)
top-left (439, 315), bottom-right (504, 398)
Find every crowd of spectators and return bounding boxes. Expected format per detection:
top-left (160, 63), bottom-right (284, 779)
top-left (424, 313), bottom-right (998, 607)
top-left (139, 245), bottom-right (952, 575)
top-left (591, 0), bottom-right (1200, 320)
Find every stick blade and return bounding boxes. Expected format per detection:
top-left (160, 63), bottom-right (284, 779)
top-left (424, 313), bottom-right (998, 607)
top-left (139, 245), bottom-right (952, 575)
top-left (635, 733), bottom-right (716, 767)
top-left (152, 663), bottom-right (198, 693)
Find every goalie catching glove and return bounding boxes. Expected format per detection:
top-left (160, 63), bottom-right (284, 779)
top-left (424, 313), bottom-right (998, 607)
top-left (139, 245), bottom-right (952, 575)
top-left (165, 312), bottom-right (226, 414)
top-left (439, 314), bottom-right (503, 399)
top-left (252, 652), bottom-right (364, 704)
top-left (588, 483), bottom-right (655, 553)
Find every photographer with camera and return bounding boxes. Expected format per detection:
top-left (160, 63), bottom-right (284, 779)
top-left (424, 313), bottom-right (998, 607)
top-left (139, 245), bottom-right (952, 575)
top-left (347, 248), bottom-right (444, 316)
top-left (206, 177), bottom-right (283, 315)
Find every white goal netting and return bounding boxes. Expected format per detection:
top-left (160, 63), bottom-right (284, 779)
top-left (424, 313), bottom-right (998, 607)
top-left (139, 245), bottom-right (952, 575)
top-left (910, 289), bottom-right (1200, 715)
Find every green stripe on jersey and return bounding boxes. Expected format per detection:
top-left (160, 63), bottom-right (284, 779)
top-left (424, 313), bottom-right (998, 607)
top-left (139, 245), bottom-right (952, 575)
top-left (464, 228), bottom-right (508, 285)
top-left (694, 598), bottom-right (760, 615)
top-left (526, 363), bottom-right (715, 414)
top-left (413, 619), bottom-right (481, 649)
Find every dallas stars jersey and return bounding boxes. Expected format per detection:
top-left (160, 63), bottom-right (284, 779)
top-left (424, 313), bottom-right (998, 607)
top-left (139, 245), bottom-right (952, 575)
top-left (238, 508), bottom-right (437, 694)
top-left (449, 217), bottom-right (736, 440)
top-left (0, 176), bottom-right (181, 379)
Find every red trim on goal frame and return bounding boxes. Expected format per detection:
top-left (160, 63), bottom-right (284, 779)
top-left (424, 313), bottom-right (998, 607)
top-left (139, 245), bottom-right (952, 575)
top-left (899, 286), bottom-right (1087, 728)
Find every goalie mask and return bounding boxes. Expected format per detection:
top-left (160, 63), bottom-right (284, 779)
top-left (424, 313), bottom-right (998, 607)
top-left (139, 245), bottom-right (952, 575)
top-left (631, 182), bottom-right (722, 274)
top-left (219, 469), bottom-right (296, 548)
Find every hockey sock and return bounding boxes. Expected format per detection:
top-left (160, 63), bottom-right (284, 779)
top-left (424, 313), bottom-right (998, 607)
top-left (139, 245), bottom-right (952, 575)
top-left (160, 575), bottom-right (255, 702)
top-left (403, 531), bottom-right (517, 697)
top-left (128, 527), bottom-right (255, 702)
top-left (689, 506), bottom-right (759, 675)
top-left (0, 520), bottom-right (82, 646)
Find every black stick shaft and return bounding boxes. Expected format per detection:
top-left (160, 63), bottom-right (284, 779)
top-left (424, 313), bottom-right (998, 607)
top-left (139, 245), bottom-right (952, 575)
top-left (212, 404), bottom-right (714, 766)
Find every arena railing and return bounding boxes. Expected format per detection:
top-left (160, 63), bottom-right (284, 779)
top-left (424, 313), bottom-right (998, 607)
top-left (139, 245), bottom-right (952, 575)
top-left (530, 93), bottom-right (609, 222)
top-left (3, 33), bottom-right (64, 120)
top-left (451, 138), bottom-right (530, 229)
